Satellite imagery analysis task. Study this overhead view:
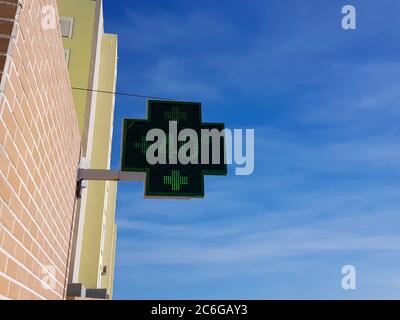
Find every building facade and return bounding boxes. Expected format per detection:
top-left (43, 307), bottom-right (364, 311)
top-left (0, 0), bottom-right (81, 299)
top-left (0, 0), bottom-right (118, 300)
top-left (58, 0), bottom-right (118, 300)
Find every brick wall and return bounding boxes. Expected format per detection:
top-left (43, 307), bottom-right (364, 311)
top-left (0, 1), bottom-right (17, 75)
top-left (0, 0), bottom-right (81, 299)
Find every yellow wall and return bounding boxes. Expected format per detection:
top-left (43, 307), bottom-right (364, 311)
top-left (58, 0), bottom-right (118, 298)
top-left (78, 32), bottom-right (118, 294)
top-left (79, 181), bottom-right (106, 288)
top-left (100, 182), bottom-right (117, 298)
top-left (90, 34), bottom-right (118, 170)
top-left (58, 0), bottom-right (97, 136)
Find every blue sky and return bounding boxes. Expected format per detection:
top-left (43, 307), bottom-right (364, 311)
top-left (103, 0), bottom-right (400, 299)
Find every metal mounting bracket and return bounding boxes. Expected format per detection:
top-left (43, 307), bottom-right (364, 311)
top-left (76, 169), bottom-right (145, 198)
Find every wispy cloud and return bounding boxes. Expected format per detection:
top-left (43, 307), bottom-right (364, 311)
top-left (109, 0), bottom-right (400, 299)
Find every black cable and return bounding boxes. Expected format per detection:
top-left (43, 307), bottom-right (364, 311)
top-left (71, 86), bottom-right (176, 101)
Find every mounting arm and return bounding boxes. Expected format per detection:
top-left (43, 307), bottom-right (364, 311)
top-left (76, 169), bottom-right (145, 198)
top-left (77, 169), bottom-right (145, 182)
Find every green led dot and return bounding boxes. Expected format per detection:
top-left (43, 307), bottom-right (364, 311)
top-left (163, 170), bottom-right (189, 191)
top-left (133, 136), bottom-right (152, 155)
top-left (165, 107), bottom-right (187, 121)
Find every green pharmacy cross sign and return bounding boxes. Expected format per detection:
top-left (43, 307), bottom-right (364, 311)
top-left (121, 100), bottom-right (227, 198)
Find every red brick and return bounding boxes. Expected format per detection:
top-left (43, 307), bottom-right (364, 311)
top-left (0, 0), bottom-right (81, 300)
top-left (0, 176), bottom-right (12, 205)
top-left (0, 19), bottom-right (14, 36)
top-left (13, 220), bottom-right (24, 243)
top-left (6, 258), bottom-right (18, 281)
top-left (2, 105), bottom-right (17, 139)
top-left (0, 3), bottom-right (17, 19)
top-left (0, 203), bottom-right (15, 232)
top-left (2, 231), bottom-right (16, 256)
top-left (8, 281), bottom-right (20, 299)
top-left (5, 135), bottom-right (20, 167)
top-left (14, 243), bottom-right (26, 266)
top-left (0, 54), bottom-right (7, 73)
top-left (9, 193), bottom-right (23, 219)
top-left (7, 164), bottom-right (20, 193)
top-left (0, 275), bottom-right (10, 297)
top-left (0, 118), bottom-right (7, 145)
top-left (0, 37), bottom-right (11, 54)
top-left (12, 47), bottom-right (22, 74)
top-left (0, 250), bottom-right (7, 273)
top-left (0, 148), bottom-right (10, 177)
top-left (12, 99), bottom-right (28, 131)
top-left (19, 286), bottom-right (30, 300)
